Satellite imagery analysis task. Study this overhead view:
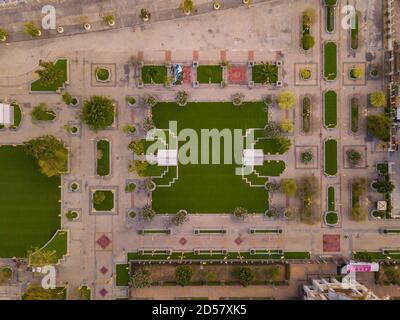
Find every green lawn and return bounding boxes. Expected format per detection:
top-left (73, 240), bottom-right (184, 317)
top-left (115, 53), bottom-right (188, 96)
top-left (325, 211), bottom-right (338, 225)
top-left (254, 138), bottom-right (284, 155)
top-left (30, 59), bottom-right (68, 92)
top-left (254, 161), bottom-right (285, 176)
top-left (324, 90), bottom-right (337, 128)
top-left (197, 65), bottom-right (223, 84)
top-left (0, 145), bottom-right (61, 257)
top-left (30, 230), bottom-right (68, 265)
top-left (79, 286), bottom-right (91, 300)
top-left (327, 186), bottom-right (335, 211)
top-left (12, 103), bottom-right (22, 128)
top-left (151, 102), bottom-right (269, 213)
top-left (22, 286), bottom-right (67, 300)
top-left (351, 97), bottom-right (359, 133)
top-left (325, 6), bottom-right (335, 33)
top-left (93, 190), bottom-right (114, 211)
top-left (301, 97), bottom-right (311, 133)
top-left (324, 139), bottom-right (338, 176)
top-left (142, 65), bottom-right (167, 84)
top-left (351, 13), bottom-right (359, 50)
top-left (252, 64), bottom-right (278, 84)
top-left (97, 139), bottom-right (110, 176)
top-left (116, 264), bottom-right (129, 286)
top-left (324, 42), bottom-right (337, 80)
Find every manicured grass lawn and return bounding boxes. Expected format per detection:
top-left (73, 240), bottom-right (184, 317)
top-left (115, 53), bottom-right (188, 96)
top-left (30, 59), bottom-right (68, 92)
top-left (324, 139), bottom-right (338, 176)
top-left (327, 186), bottom-right (335, 211)
top-left (254, 138), bottom-right (283, 155)
top-left (255, 161), bottom-right (285, 176)
top-left (116, 264), bottom-right (129, 286)
top-left (351, 97), bottom-right (359, 133)
top-left (0, 145), bottom-right (60, 257)
top-left (33, 110), bottom-right (56, 121)
top-left (79, 286), bottom-right (91, 300)
top-left (151, 102), bottom-right (268, 213)
top-left (142, 65), bottom-right (167, 84)
top-left (325, 6), bottom-right (335, 33)
top-left (197, 65), bottom-right (223, 84)
top-left (252, 64), bottom-right (278, 84)
top-left (22, 286), bottom-right (67, 300)
top-left (12, 103), bottom-right (22, 128)
top-left (324, 42), bottom-right (337, 80)
top-left (325, 211), bottom-right (338, 225)
top-left (351, 13), bottom-right (359, 50)
top-left (93, 190), bottom-right (114, 211)
top-left (30, 230), bottom-right (68, 265)
top-left (324, 90), bottom-right (337, 128)
top-left (97, 139), bottom-right (110, 176)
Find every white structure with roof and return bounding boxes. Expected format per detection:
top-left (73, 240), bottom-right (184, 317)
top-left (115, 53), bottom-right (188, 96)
top-left (242, 149), bottom-right (264, 166)
top-left (156, 149), bottom-right (178, 166)
top-left (0, 103), bottom-right (12, 126)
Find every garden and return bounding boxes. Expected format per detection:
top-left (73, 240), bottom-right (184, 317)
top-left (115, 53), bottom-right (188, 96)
top-left (29, 229), bottom-right (68, 265)
top-left (252, 62), bottom-right (278, 84)
top-left (324, 139), bottom-right (338, 176)
top-left (324, 90), bottom-right (337, 128)
top-left (0, 145), bottom-right (61, 257)
top-left (30, 59), bottom-right (68, 92)
top-left (350, 97), bottom-right (359, 133)
top-left (92, 190), bottom-right (115, 212)
top-left (197, 65), bottom-right (223, 84)
top-left (141, 65), bottom-right (168, 84)
top-left (324, 0), bottom-right (337, 33)
top-left (323, 42), bottom-right (337, 80)
top-left (96, 139), bottom-right (110, 176)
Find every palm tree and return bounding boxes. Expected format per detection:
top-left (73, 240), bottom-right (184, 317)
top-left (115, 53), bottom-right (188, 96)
top-left (255, 62), bottom-right (278, 84)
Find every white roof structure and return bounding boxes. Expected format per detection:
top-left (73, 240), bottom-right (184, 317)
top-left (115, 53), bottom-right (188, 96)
top-left (0, 103), bottom-right (12, 125)
top-left (242, 149), bottom-right (264, 166)
top-left (377, 201), bottom-right (387, 211)
top-left (156, 149), bottom-right (178, 166)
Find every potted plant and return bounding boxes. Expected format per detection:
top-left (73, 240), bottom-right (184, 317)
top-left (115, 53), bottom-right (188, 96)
top-left (56, 26), bottom-right (64, 34)
top-left (181, 0), bottom-right (194, 15)
top-left (140, 8), bottom-right (151, 22)
top-left (176, 90), bottom-right (188, 106)
top-left (103, 14), bottom-right (115, 26)
top-left (243, 0), bottom-right (252, 5)
top-left (213, 0), bottom-right (221, 10)
top-left (0, 28), bottom-right (8, 42)
top-left (232, 93), bottom-right (244, 106)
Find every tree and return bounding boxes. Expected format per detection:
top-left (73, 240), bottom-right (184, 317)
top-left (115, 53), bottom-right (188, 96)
top-left (367, 114), bottom-right (391, 141)
top-left (128, 140), bottom-right (145, 155)
top-left (277, 91), bottom-right (296, 110)
top-left (233, 207), bottom-right (248, 220)
top-left (374, 180), bottom-right (395, 194)
top-left (180, 0), bottom-right (194, 13)
top-left (62, 92), bottom-right (73, 105)
top-left (35, 60), bottom-right (64, 86)
top-left (301, 150), bottom-right (313, 164)
top-left (264, 122), bottom-right (282, 138)
top-left (93, 191), bottom-right (106, 205)
top-left (130, 269), bottom-right (152, 288)
top-left (347, 149), bottom-right (362, 167)
top-left (274, 136), bottom-right (292, 154)
top-left (369, 91), bottom-right (386, 108)
top-left (280, 119), bottom-right (294, 133)
top-left (141, 204), bottom-right (156, 221)
top-left (129, 160), bottom-right (149, 176)
top-left (23, 135), bottom-right (68, 177)
top-left (235, 267), bottom-right (254, 287)
top-left (265, 266), bottom-right (280, 281)
top-left (171, 210), bottom-right (188, 226)
top-left (301, 34), bottom-right (315, 50)
top-left (82, 96), bottom-right (115, 131)
top-left (24, 22), bottom-right (41, 37)
top-left (30, 103), bottom-right (53, 121)
top-left (350, 67), bottom-right (362, 79)
top-left (175, 266), bottom-right (192, 286)
top-left (255, 62), bottom-right (278, 84)
top-left (122, 124), bottom-right (136, 135)
top-left (281, 179), bottom-right (297, 197)
top-left (265, 181), bottom-right (280, 193)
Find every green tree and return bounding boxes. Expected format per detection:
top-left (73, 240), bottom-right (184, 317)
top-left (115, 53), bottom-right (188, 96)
top-left (233, 207), bottom-right (249, 220)
top-left (82, 96), bottom-right (115, 131)
top-left (374, 180), bottom-right (395, 194)
top-left (281, 179), bottom-right (297, 197)
top-left (235, 267), bottom-right (255, 287)
top-left (141, 204), bottom-right (156, 221)
top-left (347, 149), bottom-right (362, 167)
top-left (93, 191), bottom-right (106, 205)
top-left (301, 150), bottom-right (313, 164)
top-left (301, 34), bottom-right (315, 50)
top-left (62, 92), bottom-right (73, 105)
top-left (0, 28), bottom-right (8, 41)
top-left (129, 160), bottom-right (149, 176)
top-left (175, 266), bottom-right (193, 286)
top-left (130, 269), bottom-right (152, 288)
top-left (280, 119), bottom-right (294, 133)
top-left (369, 91), bottom-right (386, 108)
top-left (277, 91), bottom-right (296, 110)
top-left (23, 135), bottom-right (68, 177)
top-left (171, 210), bottom-right (188, 226)
top-left (122, 124), bottom-right (136, 134)
top-left (367, 114), bottom-right (391, 141)
top-left (35, 60), bottom-right (65, 87)
top-left (128, 140), bottom-right (145, 155)
top-left (275, 136), bottom-right (292, 154)
top-left (255, 62), bottom-right (278, 84)
top-left (24, 22), bottom-right (41, 37)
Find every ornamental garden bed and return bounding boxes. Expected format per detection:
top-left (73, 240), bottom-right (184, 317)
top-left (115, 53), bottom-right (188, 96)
top-left (10, 103), bottom-right (22, 129)
top-left (96, 139), bottom-right (110, 176)
top-left (29, 230), bottom-right (68, 265)
top-left (138, 229), bottom-right (171, 235)
top-left (324, 90), bottom-right (337, 128)
top-left (78, 286), bottom-right (91, 300)
top-left (0, 145), bottom-right (61, 257)
top-left (350, 12), bottom-right (359, 50)
top-left (194, 228), bottom-right (227, 235)
top-left (141, 65), bottom-right (168, 84)
top-left (197, 65), bottom-right (223, 84)
top-left (252, 63), bottom-right (278, 84)
top-left (30, 59), bottom-right (68, 92)
top-left (324, 211), bottom-right (339, 226)
top-left (0, 267), bottom-right (12, 284)
top-left (92, 190), bottom-right (115, 212)
top-left (301, 96), bottom-right (311, 134)
top-left (325, 5), bottom-right (335, 33)
top-left (116, 263), bottom-right (130, 286)
top-left (249, 228), bottom-right (282, 235)
top-left (327, 186), bottom-right (335, 211)
top-left (324, 139), bottom-right (338, 176)
top-left (95, 67), bottom-right (111, 82)
top-left (323, 42), bottom-right (337, 80)
top-left (350, 97), bottom-right (359, 133)
top-left (22, 286), bottom-right (67, 300)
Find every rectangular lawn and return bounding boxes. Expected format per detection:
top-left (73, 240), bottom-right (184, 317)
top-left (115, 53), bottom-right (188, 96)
top-left (324, 139), bottom-right (338, 176)
top-left (141, 65), bottom-right (167, 84)
top-left (0, 145), bottom-right (61, 257)
top-left (324, 90), bottom-right (337, 128)
top-left (196, 65), bottom-right (223, 84)
top-left (96, 140), bottom-right (110, 176)
top-left (151, 102), bottom-right (269, 214)
top-left (324, 42), bottom-right (337, 80)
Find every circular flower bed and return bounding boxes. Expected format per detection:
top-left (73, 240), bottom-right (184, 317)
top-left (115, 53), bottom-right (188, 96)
top-left (128, 210), bottom-right (137, 219)
top-left (300, 68), bottom-right (312, 80)
top-left (95, 67), bottom-right (111, 82)
top-left (69, 182), bottom-right (80, 192)
top-left (371, 210), bottom-right (386, 219)
top-left (349, 68), bottom-right (361, 79)
top-left (127, 96), bottom-right (137, 107)
top-left (70, 97), bottom-right (79, 107)
top-left (324, 211), bottom-right (339, 226)
top-left (69, 126), bottom-right (79, 134)
top-left (66, 210), bottom-right (79, 221)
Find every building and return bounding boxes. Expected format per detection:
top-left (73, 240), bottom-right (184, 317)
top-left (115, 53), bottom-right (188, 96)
top-left (303, 278), bottom-right (381, 300)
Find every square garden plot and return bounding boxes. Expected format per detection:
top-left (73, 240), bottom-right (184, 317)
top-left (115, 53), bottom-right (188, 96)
top-left (91, 189), bottom-right (116, 213)
top-left (196, 65), bottom-right (223, 84)
top-left (150, 101), bottom-right (277, 214)
top-left (0, 145), bottom-right (61, 257)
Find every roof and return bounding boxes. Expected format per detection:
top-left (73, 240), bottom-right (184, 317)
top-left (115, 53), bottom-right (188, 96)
top-left (0, 103), bottom-right (11, 125)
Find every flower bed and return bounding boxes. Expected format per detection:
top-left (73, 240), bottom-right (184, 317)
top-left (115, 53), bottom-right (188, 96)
top-left (324, 90), bottom-right (337, 128)
top-left (324, 211), bottom-right (338, 226)
top-left (96, 139), bottom-right (110, 176)
top-left (301, 96), bottom-right (311, 133)
top-left (324, 139), bottom-right (337, 176)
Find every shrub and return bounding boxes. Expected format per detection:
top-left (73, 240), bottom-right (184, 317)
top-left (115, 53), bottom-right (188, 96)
top-left (62, 92), bottom-right (73, 105)
top-left (265, 266), bottom-right (280, 281)
top-left (125, 182), bottom-right (136, 193)
top-left (350, 67), bottom-right (362, 79)
top-left (301, 34), bottom-right (315, 50)
top-left (347, 149), bottom-right (362, 167)
top-left (95, 68), bottom-right (110, 81)
top-left (175, 266), bottom-right (192, 286)
top-left (129, 160), bottom-right (149, 176)
top-left (275, 136), bottom-right (292, 154)
top-left (31, 103), bottom-right (56, 121)
top-left (180, 0), bottom-right (195, 13)
top-left (233, 207), bottom-right (248, 220)
top-left (300, 68), bottom-right (312, 79)
top-left (24, 22), bottom-right (41, 37)
top-left (0, 28), bottom-right (8, 40)
top-left (176, 90), bottom-right (188, 106)
top-left (143, 94), bottom-right (158, 108)
top-left (232, 93), bottom-right (245, 106)
top-left (301, 150), bottom-right (313, 164)
top-left (103, 14), bottom-right (115, 24)
top-left (279, 119), bottom-right (294, 133)
top-left (265, 181), bottom-right (280, 192)
top-left (141, 204), bottom-right (156, 221)
top-left (374, 180), bottom-right (395, 194)
top-left (264, 122), bottom-right (282, 138)
top-left (122, 124), bottom-right (136, 135)
top-left (367, 114), bottom-right (391, 141)
top-left (171, 210), bottom-right (188, 226)
top-left (369, 91), bottom-right (386, 108)
top-left (126, 96), bottom-right (136, 105)
top-left (277, 91), bottom-right (296, 110)
top-left (93, 191), bottom-right (106, 205)
top-left (234, 267), bottom-right (254, 287)
top-left (140, 8), bottom-right (151, 20)
top-left (65, 210), bottom-right (78, 221)
top-left (281, 179), bottom-right (297, 196)
top-left (35, 60), bottom-right (64, 86)
top-left (82, 96), bottom-right (115, 131)
top-left (130, 269), bottom-right (152, 288)
top-left (128, 140), bottom-right (145, 155)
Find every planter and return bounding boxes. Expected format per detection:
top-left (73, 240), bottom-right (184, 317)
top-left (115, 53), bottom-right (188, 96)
top-left (184, 10), bottom-right (191, 16)
top-left (57, 26), bottom-right (64, 34)
top-left (107, 20), bottom-right (115, 27)
top-left (324, 211), bottom-right (339, 226)
top-left (126, 96), bottom-right (138, 107)
top-left (95, 67), bottom-right (111, 83)
top-left (84, 23), bottom-right (91, 31)
top-left (147, 180), bottom-right (156, 191)
top-left (68, 125), bottom-right (79, 135)
top-left (214, 2), bottom-right (221, 10)
top-left (66, 210), bottom-right (79, 221)
top-left (0, 36), bottom-right (6, 42)
top-left (300, 68), bottom-right (312, 80)
top-left (69, 182), bottom-right (80, 192)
